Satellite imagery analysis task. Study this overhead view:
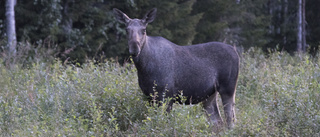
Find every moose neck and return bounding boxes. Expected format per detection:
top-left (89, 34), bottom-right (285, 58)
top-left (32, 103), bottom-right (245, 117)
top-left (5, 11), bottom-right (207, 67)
top-left (132, 35), bottom-right (175, 75)
top-left (132, 36), bottom-right (154, 69)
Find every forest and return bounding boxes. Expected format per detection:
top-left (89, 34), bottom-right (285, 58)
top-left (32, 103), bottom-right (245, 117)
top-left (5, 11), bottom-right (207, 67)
top-left (1, 0), bottom-right (320, 136)
top-left (1, 0), bottom-right (319, 63)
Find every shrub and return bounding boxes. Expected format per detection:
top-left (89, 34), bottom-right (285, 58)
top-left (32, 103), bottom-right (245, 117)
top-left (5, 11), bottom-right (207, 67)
top-left (0, 48), bottom-right (319, 136)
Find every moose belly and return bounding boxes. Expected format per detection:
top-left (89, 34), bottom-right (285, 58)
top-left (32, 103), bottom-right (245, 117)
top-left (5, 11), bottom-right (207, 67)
top-left (175, 81), bottom-right (216, 104)
top-left (138, 73), bottom-right (216, 104)
top-left (173, 65), bottom-right (217, 104)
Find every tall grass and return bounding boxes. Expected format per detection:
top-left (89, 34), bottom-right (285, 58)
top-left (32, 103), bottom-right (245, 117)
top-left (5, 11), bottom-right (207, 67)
top-left (0, 48), bottom-right (319, 136)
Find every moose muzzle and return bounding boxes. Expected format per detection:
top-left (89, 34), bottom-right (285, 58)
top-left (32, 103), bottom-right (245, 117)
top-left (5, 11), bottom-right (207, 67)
top-left (129, 40), bottom-right (141, 57)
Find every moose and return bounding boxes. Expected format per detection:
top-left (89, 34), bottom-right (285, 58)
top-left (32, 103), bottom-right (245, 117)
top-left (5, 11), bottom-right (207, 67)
top-left (113, 8), bottom-right (239, 129)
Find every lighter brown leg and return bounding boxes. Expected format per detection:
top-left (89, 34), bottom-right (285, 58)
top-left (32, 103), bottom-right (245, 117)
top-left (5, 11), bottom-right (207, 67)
top-left (203, 91), bottom-right (223, 131)
top-left (221, 93), bottom-right (236, 129)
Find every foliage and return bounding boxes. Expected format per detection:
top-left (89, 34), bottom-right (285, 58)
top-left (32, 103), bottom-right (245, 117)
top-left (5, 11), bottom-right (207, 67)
top-left (1, 0), bottom-right (320, 63)
top-left (1, 47), bottom-right (320, 136)
top-left (306, 0), bottom-right (320, 52)
top-left (0, 0), bottom-right (203, 64)
top-left (0, 59), bottom-right (146, 136)
top-left (234, 49), bottom-right (320, 136)
top-left (1, 0), bottom-right (320, 135)
top-left (236, 0), bottom-right (271, 49)
top-left (192, 0), bottom-right (241, 45)
top-left (12, 0), bottom-right (119, 63)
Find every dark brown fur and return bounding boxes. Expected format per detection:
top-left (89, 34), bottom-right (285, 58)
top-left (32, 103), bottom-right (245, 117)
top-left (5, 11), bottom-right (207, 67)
top-left (114, 8), bottom-right (239, 129)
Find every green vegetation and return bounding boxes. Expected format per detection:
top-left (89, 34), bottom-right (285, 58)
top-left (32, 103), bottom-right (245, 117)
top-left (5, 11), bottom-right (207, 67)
top-left (0, 48), bottom-right (319, 136)
top-left (1, 0), bottom-right (320, 63)
top-left (2, 0), bottom-right (319, 136)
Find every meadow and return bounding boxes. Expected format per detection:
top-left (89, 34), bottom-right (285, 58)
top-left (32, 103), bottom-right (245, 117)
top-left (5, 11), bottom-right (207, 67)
top-left (0, 48), bottom-right (319, 136)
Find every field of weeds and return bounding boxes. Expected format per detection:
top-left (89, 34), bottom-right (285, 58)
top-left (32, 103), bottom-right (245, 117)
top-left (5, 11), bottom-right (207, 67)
top-left (0, 49), bottom-right (319, 136)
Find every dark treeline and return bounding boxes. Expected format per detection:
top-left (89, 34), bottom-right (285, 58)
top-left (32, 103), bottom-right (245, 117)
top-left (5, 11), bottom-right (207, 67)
top-left (0, 0), bottom-right (319, 63)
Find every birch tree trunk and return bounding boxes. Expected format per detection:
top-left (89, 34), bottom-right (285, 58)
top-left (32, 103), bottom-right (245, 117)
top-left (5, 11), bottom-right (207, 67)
top-left (6, 0), bottom-right (17, 56)
top-left (282, 0), bottom-right (288, 46)
top-left (62, 0), bottom-right (73, 34)
top-left (297, 0), bottom-right (302, 52)
top-left (302, 0), bottom-right (306, 52)
top-left (297, 0), bottom-right (306, 53)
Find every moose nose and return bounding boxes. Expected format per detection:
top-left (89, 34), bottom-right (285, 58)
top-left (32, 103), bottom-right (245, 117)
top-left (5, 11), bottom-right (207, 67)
top-left (129, 40), bottom-right (141, 57)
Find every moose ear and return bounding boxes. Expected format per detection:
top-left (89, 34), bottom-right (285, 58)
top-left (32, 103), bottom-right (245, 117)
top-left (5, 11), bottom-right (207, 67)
top-left (113, 8), bottom-right (131, 24)
top-left (143, 8), bottom-right (157, 24)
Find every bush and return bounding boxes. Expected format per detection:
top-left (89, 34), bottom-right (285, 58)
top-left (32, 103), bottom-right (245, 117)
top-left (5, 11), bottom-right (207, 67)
top-left (0, 48), bottom-right (319, 136)
top-left (0, 60), bottom-right (146, 136)
top-left (234, 48), bottom-right (320, 136)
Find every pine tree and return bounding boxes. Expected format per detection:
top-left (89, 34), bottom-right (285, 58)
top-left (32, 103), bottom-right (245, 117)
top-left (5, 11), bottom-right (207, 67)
top-left (192, 0), bottom-right (245, 46)
top-left (305, 0), bottom-right (320, 53)
top-left (237, 0), bottom-right (271, 49)
top-left (1, 0), bottom-right (319, 63)
top-left (13, 0), bottom-right (117, 63)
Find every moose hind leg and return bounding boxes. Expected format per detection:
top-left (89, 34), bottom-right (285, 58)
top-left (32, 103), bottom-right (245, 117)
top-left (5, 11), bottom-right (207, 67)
top-left (202, 91), bottom-right (223, 126)
top-left (220, 93), bottom-right (236, 129)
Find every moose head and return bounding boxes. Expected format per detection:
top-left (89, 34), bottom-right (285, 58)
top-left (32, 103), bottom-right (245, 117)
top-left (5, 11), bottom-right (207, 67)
top-left (113, 8), bottom-right (157, 57)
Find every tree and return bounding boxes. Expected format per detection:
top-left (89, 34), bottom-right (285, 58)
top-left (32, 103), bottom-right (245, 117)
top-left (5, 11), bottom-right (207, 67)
top-left (5, 0), bottom-right (17, 56)
top-left (306, 0), bottom-right (320, 53)
top-left (297, 0), bottom-right (306, 53)
top-left (14, 0), bottom-right (116, 63)
top-left (192, 0), bottom-right (271, 49)
top-left (192, 0), bottom-right (237, 44)
top-left (1, 0), bottom-right (320, 63)
top-left (237, 0), bottom-right (271, 49)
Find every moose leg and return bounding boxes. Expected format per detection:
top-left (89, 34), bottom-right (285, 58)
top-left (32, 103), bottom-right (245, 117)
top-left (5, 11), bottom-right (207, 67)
top-left (220, 93), bottom-right (236, 129)
top-left (202, 91), bottom-right (223, 127)
top-left (165, 99), bottom-right (174, 113)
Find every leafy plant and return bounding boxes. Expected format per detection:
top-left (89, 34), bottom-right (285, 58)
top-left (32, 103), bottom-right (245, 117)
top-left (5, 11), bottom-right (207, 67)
top-left (0, 47), bottom-right (319, 136)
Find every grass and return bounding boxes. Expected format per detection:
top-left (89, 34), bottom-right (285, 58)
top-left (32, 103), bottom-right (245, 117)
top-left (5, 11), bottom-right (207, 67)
top-left (0, 48), bottom-right (320, 136)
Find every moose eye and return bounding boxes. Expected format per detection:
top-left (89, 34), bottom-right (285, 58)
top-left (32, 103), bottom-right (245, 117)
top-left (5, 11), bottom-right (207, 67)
top-left (141, 29), bottom-right (146, 34)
